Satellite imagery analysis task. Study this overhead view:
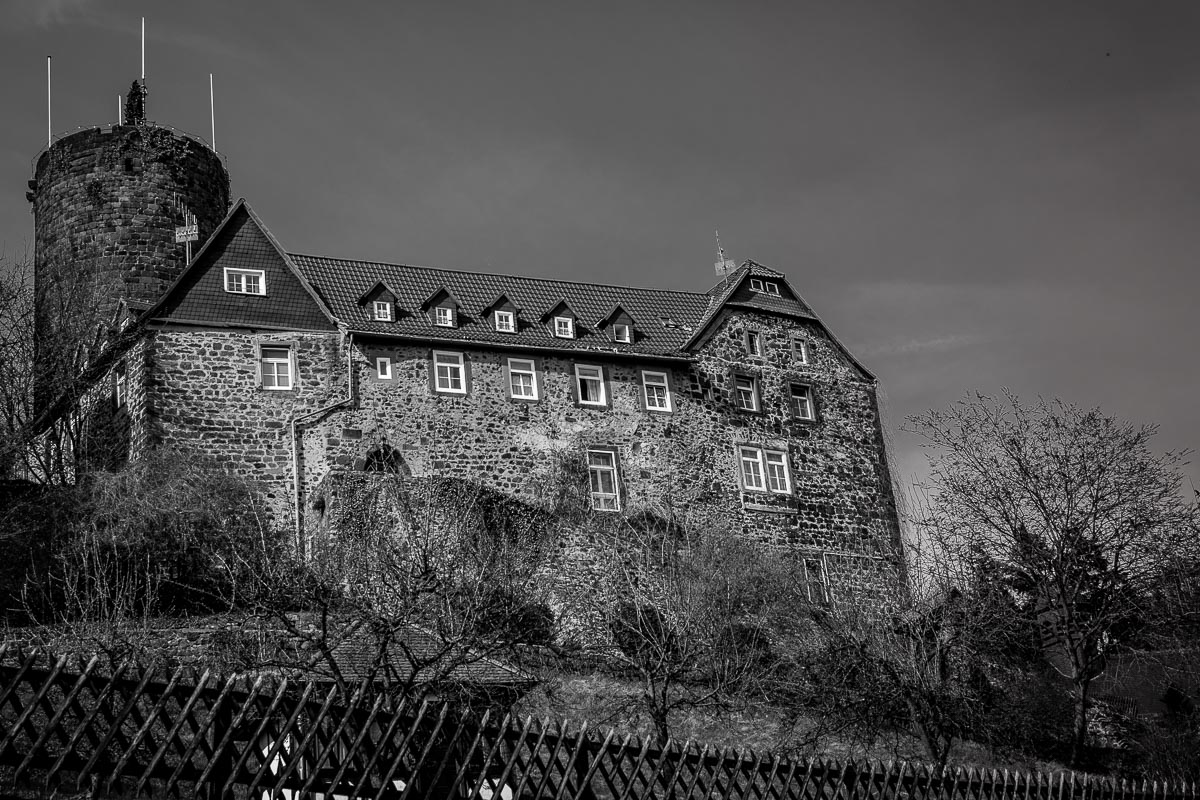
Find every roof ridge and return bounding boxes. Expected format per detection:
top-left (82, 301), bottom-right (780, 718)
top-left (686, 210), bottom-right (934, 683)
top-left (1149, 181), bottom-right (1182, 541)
top-left (288, 252), bottom-right (711, 298)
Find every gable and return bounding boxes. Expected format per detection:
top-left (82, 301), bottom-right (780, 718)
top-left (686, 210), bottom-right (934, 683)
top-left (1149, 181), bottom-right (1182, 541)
top-left (725, 278), bottom-right (817, 319)
top-left (153, 206), bottom-right (336, 331)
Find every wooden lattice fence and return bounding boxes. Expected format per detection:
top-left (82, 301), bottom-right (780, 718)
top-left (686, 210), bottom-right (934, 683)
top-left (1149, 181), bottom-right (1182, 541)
top-left (1, 646), bottom-right (1197, 799)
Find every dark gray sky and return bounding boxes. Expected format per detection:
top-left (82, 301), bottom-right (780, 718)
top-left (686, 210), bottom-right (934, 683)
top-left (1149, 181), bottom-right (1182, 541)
top-left (2, 0), bottom-right (1198, 495)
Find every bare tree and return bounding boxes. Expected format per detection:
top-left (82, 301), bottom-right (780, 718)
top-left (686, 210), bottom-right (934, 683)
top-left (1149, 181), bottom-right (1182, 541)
top-left (244, 474), bottom-right (555, 704)
top-left (907, 391), bottom-right (1200, 765)
top-left (591, 518), bottom-right (793, 745)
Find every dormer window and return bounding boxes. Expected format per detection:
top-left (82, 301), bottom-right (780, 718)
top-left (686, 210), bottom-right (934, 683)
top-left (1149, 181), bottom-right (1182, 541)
top-left (224, 268), bottom-right (265, 295)
top-left (372, 300), bottom-right (394, 322)
top-left (495, 310), bottom-right (516, 333)
top-left (554, 316), bottom-right (575, 338)
top-left (434, 306), bottom-right (455, 327)
top-left (613, 323), bottom-right (631, 343)
top-left (749, 278), bottom-right (780, 295)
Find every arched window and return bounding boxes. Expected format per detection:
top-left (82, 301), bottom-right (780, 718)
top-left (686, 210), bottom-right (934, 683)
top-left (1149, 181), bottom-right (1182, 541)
top-left (363, 445), bottom-right (409, 475)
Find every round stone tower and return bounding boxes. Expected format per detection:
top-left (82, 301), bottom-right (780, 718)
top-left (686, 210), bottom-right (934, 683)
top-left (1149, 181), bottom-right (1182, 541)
top-left (30, 83), bottom-right (230, 327)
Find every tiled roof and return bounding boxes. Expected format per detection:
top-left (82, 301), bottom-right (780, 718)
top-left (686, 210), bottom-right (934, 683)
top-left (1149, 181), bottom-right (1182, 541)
top-left (290, 254), bottom-right (718, 357)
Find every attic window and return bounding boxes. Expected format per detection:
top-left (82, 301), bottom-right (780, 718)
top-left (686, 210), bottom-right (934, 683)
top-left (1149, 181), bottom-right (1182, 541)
top-left (372, 300), bottom-right (394, 322)
top-left (495, 310), bottom-right (516, 333)
top-left (749, 278), bottom-right (780, 296)
top-left (554, 316), bottom-right (575, 339)
top-left (434, 306), bottom-right (455, 327)
top-left (612, 323), bottom-right (631, 343)
top-left (225, 268), bottom-right (265, 295)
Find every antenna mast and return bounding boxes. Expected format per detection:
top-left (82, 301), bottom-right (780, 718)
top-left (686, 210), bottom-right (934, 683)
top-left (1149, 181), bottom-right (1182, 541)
top-left (209, 73), bottom-right (216, 150)
top-left (714, 230), bottom-right (736, 284)
top-left (46, 56), bottom-right (51, 148)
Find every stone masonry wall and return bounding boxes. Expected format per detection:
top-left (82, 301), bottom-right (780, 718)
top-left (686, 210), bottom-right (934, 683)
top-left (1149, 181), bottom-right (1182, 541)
top-left (32, 126), bottom-right (230, 324)
top-left (132, 309), bottom-right (902, 605)
top-left (144, 328), bottom-right (347, 526)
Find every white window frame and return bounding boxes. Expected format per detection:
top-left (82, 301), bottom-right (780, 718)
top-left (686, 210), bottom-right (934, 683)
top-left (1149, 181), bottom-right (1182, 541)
top-left (613, 323), bottom-right (631, 343)
top-left (739, 446), bottom-right (766, 491)
top-left (433, 350), bottom-right (466, 394)
top-left (750, 278), bottom-right (764, 292)
top-left (494, 310), bottom-right (516, 333)
top-left (554, 316), bottom-right (575, 338)
top-left (260, 345), bottom-right (294, 390)
top-left (375, 356), bottom-right (392, 380)
top-left (764, 450), bottom-right (792, 494)
top-left (114, 365), bottom-right (127, 408)
top-left (792, 336), bottom-right (809, 364)
top-left (587, 449), bottom-right (621, 511)
top-left (739, 445), bottom-right (792, 495)
top-left (434, 306), bottom-right (455, 327)
top-left (372, 300), bottom-right (394, 322)
top-left (749, 277), bottom-right (780, 295)
top-left (790, 383), bottom-right (815, 421)
top-left (575, 364), bottom-right (606, 406)
top-left (224, 267), bottom-right (266, 295)
top-left (745, 330), bottom-right (764, 357)
top-left (508, 357), bottom-right (538, 400)
top-left (641, 370), bottom-right (671, 412)
top-left (733, 374), bottom-right (759, 412)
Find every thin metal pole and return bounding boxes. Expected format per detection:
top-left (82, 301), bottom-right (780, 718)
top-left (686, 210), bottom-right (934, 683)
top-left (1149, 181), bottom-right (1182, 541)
top-left (46, 56), bottom-right (51, 148)
top-left (118, 95), bottom-right (123, 125)
top-left (209, 73), bottom-right (215, 150)
top-left (141, 17), bottom-right (145, 80)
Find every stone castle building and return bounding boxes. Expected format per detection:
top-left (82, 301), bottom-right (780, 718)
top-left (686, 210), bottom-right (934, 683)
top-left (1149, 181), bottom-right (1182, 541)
top-left (29, 85), bottom-right (904, 607)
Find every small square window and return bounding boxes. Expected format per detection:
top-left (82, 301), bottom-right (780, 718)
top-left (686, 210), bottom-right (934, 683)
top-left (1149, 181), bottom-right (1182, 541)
top-left (495, 310), bottom-right (516, 333)
top-left (433, 351), bottom-right (466, 394)
top-left (750, 278), bottom-right (764, 292)
top-left (260, 346), bottom-right (293, 390)
top-left (373, 300), bottom-right (394, 322)
top-left (613, 323), bottom-right (631, 343)
top-left (792, 336), bottom-right (809, 364)
top-left (575, 365), bottom-right (606, 406)
top-left (642, 371), bottom-right (671, 412)
top-left (745, 330), bottom-right (763, 357)
top-left (748, 278), bottom-right (779, 295)
top-left (733, 375), bottom-right (759, 412)
top-left (434, 306), bottom-right (455, 327)
top-left (790, 384), bottom-right (815, 421)
top-left (508, 358), bottom-right (538, 400)
top-left (587, 449), bottom-right (621, 511)
top-left (225, 268), bottom-right (265, 295)
top-left (554, 316), bottom-right (575, 338)
top-left (376, 357), bottom-right (392, 380)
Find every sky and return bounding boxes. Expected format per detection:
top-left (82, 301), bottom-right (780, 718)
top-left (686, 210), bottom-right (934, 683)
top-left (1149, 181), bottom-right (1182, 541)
top-left (1, 0), bottom-right (1198, 497)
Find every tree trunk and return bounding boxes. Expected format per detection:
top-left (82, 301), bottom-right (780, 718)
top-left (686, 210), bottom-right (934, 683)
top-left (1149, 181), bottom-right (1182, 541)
top-left (1070, 677), bottom-right (1091, 767)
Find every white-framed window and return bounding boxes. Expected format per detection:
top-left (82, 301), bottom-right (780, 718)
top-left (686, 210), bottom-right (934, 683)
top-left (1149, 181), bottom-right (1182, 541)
top-left (733, 374), bottom-right (759, 412)
top-left (224, 267), bottom-right (265, 295)
top-left (508, 358), bottom-right (538, 400)
top-left (792, 335), bottom-right (809, 364)
top-left (641, 370), bottom-right (671, 412)
top-left (764, 450), bottom-right (791, 493)
top-left (749, 278), bottom-right (780, 295)
top-left (260, 346), bottom-right (293, 390)
top-left (373, 300), bottom-right (394, 322)
top-left (790, 383), bottom-right (815, 421)
top-left (494, 310), bottom-right (516, 333)
top-left (745, 330), bottom-right (764, 357)
top-left (587, 449), bottom-right (621, 511)
top-left (433, 350), bottom-right (466, 394)
top-left (575, 364), bottom-right (605, 406)
top-left (801, 556), bottom-right (831, 605)
top-left (554, 316), bottom-right (575, 338)
top-left (739, 445), bottom-right (792, 494)
top-left (434, 306), bottom-right (455, 327)
top-left (114, 364), bottom-right (127, 408)
top-left (613, 323), bottom-right (631, 343)
top-left (375, 356), bottom-right (392, 380)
